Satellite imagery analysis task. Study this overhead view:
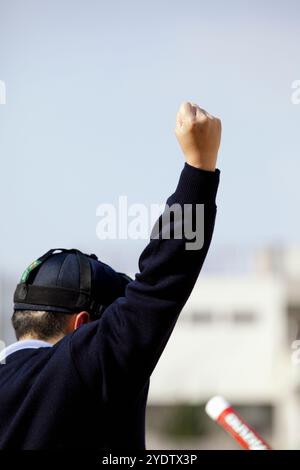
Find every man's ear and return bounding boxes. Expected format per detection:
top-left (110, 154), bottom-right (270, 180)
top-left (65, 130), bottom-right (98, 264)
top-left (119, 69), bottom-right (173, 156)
top-left (74, 311), bottom-right (90, 330)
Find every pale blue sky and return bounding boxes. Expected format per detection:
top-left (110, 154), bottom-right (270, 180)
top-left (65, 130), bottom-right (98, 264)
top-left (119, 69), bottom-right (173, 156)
top-left (0, 0), bottom-right (299, 277)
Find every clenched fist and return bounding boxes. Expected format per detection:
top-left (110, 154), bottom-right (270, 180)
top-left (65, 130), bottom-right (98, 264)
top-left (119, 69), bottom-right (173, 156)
top-left (175, 102), bottom-right (221, 171)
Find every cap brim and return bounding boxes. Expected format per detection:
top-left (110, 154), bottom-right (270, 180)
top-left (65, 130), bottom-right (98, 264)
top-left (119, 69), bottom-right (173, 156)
top-left (13, 303), bottom-right (75, 314)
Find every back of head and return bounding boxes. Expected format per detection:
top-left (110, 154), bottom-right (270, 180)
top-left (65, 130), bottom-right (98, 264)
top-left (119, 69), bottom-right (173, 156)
top-left (12, 248), bottom-right (132, 341)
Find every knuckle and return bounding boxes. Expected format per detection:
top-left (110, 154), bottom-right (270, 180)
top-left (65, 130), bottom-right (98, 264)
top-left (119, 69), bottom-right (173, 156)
top-left (198, 114), bottom-right (209, 125)
top-left (215, 117), bottom-right (222, 129)
top-left (179, 101), bottom-right (188, 111)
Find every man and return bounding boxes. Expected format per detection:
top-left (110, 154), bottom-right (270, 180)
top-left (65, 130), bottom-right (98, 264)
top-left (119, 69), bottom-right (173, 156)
top-left (0, 102), bottom-right (221, 449)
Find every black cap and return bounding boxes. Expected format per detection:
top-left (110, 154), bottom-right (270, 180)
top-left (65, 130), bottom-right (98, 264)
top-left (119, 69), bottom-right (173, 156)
top-left (14, 249), bottom-right (132, 318)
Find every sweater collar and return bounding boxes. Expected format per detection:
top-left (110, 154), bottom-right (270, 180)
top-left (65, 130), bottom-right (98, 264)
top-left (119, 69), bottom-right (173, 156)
top-left (0, 339), bottom-right (52, 363)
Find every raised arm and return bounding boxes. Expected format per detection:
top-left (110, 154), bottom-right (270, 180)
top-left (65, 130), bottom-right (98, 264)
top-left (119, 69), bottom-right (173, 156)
top-left (71, 102), bottom-right (221, 393)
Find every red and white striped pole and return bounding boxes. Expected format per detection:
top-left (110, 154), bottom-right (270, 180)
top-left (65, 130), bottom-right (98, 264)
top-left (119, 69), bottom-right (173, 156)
top-left (205, 396), bottom-right (272, 450)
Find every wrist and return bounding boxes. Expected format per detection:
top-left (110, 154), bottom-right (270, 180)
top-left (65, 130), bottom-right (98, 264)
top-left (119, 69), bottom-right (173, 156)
top-left (185, 154), bottom-right (217, 172)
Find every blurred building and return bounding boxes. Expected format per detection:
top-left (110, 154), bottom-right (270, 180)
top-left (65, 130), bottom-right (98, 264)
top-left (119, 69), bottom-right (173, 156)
top-left (148, 246), bottom-right (300, 449)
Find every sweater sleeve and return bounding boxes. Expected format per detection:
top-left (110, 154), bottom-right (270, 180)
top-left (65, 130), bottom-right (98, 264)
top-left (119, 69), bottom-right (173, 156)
top-left (70, 164), bottom-right (220, 397)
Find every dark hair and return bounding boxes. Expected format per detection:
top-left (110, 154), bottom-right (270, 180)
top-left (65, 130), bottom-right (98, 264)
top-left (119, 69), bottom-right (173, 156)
top-left (12, 310), bottom-right (73, 341)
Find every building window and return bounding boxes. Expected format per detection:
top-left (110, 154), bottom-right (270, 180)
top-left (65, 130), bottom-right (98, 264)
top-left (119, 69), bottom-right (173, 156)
top-left (189, 312), bottom-right (213, 323)
top-left (232, 312), bottom-right (257, 324)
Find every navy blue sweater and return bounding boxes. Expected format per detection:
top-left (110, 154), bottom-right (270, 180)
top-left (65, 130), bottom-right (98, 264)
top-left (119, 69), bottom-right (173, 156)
top-left (0, 163), bottom-right (219, 449)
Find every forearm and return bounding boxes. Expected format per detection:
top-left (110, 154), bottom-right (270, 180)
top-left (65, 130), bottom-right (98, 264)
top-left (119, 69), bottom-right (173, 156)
top-left (127, 163), bottom-right (219, 317)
